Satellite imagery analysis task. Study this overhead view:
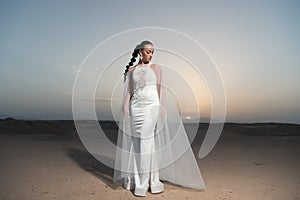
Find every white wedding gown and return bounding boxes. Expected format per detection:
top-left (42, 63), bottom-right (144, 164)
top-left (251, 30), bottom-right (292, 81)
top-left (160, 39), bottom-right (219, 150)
top-left (113, 62), bottom-right (205, 196)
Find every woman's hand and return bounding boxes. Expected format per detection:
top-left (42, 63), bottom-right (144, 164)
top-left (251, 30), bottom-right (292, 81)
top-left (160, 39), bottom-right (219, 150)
top-left (124, 107), bottom-right (130, 118)
top-left (160, 105), bottom-right (166, 120)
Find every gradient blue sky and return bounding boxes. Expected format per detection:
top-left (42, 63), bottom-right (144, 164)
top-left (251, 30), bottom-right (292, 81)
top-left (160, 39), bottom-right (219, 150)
top-left (1, 0), bottom-right (299, 123)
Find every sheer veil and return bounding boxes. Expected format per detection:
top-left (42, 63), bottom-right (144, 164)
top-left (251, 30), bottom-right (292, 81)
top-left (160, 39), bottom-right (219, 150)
top-left (113, 63), bottom-right (206, 190)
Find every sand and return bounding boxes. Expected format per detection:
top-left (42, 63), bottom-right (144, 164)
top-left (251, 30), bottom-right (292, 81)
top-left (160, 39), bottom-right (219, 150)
top-left (0, 119), bottom-right (299, 200)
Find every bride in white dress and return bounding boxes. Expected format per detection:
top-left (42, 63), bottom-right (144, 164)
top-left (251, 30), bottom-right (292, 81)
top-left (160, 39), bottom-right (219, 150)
top-left (113, 41), bottom-right (205, 196)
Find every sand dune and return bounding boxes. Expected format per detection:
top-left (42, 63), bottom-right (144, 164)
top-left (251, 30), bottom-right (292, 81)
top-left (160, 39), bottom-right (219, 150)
top-left (0, 119), bottom-right (299, 199)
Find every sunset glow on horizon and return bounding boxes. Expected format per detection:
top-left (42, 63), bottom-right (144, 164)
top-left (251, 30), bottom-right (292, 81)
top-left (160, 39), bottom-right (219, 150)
top-left (1, 0), bottom-right (299, 123)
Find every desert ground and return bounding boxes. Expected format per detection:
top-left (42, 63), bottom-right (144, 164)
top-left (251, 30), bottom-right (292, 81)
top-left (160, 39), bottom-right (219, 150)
top-left (0, 118), bottom-right (299, 200)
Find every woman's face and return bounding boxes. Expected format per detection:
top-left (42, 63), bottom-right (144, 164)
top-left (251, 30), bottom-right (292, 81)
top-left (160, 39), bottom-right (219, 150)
top-left (140, 44), bottom-right (154, 64)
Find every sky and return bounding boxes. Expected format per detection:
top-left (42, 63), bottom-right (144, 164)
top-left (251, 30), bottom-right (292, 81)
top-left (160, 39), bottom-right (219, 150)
top-left (0, 0), bottom-right (299, 123)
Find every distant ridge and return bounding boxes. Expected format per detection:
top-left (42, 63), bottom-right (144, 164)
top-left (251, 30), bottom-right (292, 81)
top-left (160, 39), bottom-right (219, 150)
top-left (0, 118), bottom-right (299, 136)
top-left (0, 114), bottom-right (26, 120)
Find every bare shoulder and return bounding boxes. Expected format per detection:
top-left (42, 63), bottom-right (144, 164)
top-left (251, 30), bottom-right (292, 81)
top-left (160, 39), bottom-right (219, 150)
top-left (128, 66), bottom-right (135, 73)
top-left (150, 63), bottom-right (161, 74)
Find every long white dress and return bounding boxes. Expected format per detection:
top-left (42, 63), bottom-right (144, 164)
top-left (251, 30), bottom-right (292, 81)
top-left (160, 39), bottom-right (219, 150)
top-left (113, 62), bottom-right (205, 196)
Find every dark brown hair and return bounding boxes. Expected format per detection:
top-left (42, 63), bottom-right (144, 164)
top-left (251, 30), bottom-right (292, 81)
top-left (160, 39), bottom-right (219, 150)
top-left (123, 40), bottom-right (153, 81)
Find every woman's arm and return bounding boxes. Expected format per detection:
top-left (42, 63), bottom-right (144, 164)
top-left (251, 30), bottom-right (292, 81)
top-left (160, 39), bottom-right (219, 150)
top-left (122, 67), bottom-right (134, 117)
top-left (151, 64), bottom-right (166, 118)
top-left (150, 64), bottom-right (162, 98)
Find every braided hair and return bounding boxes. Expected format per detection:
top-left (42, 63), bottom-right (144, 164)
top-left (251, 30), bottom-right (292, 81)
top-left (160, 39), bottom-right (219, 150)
top-left (123, 40), bottom-right (153, 82)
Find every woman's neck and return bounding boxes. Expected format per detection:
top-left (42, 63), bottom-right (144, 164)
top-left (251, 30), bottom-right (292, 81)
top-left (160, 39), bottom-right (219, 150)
top-left (138, 61), bottom-right (150, 66)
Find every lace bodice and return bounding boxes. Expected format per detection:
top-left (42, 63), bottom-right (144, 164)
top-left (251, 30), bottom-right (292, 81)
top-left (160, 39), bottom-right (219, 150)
top-left (132, 63), bottom-right (157, 98)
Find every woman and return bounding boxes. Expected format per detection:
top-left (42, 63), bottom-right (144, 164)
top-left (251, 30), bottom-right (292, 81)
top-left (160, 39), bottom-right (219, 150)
top-left (113, 40), bottom-right (205, 196)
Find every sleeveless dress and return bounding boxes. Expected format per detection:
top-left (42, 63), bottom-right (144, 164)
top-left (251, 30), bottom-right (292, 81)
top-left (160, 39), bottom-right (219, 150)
top-left (125, 63), bottom-right (164, 196)
top-left (113, 62), bottom-right (206, 197)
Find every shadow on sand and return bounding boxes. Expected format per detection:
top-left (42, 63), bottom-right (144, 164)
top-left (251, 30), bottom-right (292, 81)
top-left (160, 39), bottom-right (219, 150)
top-left (65, 147), bottom-right (121, 190)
